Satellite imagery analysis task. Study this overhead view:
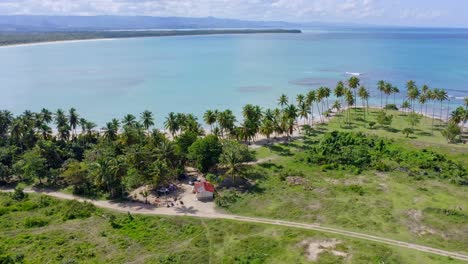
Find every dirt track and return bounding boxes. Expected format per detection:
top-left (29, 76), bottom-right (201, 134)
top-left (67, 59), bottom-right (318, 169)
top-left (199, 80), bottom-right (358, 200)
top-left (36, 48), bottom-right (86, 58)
top-left (3, 188), bottom-right (467, 261)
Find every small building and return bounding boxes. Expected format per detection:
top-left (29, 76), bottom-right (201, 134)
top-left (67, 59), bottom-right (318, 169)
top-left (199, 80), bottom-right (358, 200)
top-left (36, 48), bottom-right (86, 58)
top-left (193, 182), bottom-right (215, 200)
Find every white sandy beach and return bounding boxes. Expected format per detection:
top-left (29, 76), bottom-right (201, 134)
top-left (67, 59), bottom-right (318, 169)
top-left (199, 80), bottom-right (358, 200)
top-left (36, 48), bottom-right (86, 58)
top-left (0, 38), bottom-right (116, 49)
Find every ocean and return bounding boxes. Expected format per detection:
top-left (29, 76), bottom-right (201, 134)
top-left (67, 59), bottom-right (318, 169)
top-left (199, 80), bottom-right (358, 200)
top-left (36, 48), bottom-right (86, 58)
top-left (1, 27), bottom-right (467, 126)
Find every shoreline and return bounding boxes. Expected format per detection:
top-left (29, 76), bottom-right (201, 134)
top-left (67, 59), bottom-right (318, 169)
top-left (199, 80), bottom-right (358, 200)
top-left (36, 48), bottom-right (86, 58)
top-left (0, 29), bottom-right (301, 48)
top-left (0, 38), bottom-right (117, 49)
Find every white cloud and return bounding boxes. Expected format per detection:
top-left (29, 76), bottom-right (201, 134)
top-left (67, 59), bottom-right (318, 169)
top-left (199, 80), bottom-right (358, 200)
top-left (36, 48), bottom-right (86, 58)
top-left (0, 0), bottom-right (459, 26)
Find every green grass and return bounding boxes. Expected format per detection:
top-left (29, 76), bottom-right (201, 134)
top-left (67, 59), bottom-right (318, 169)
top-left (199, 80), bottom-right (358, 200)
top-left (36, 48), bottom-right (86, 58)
top-left (241, 110), bottom-right (468, 252)
top-left (0, 193), bottom-right (464, 264)
top-left (327, 108), bottom-right (467, 163)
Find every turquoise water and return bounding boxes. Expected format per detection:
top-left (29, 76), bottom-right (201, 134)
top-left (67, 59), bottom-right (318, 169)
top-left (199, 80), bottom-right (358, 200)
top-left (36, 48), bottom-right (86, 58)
top-left (1, 28), bottom-right (467, 126)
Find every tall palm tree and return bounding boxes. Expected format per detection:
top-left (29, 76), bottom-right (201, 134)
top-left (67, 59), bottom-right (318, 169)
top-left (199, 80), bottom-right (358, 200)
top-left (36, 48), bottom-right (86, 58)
top-left (406, 80), bottom-right (419, 112)
top-left (284, 104), bottom-right (298, 138)
top-left (418, 94), bottom-right (427, 115)
top-left (332, 100), bottom-right (342, 127)
top-left (358, 86), bottom-right (370, 120)
top-left (69, 108), bottom-right (79, 138)
top-left (428, 89), bottom-right (437, 135)
top-left (421, 84), bottom-right (430, 115)
top-left (278, 94), bottom-right (288, 109)
top-left (401, 101), bottom-right (411, 114)
top-left (164, 112), bottom-right (179, 138)
top-left (141, 110), bottom-right (154, 131)
top-left (323, 87), bottom-right (331, 111)
top-left (334, 81), bottom-right (345, 112)
top-left (306, 90), bottom-right (316, 125)
top-left (218, 110), bottom-right (236, 137)
top-left (296, 94), bottom-right (305, 106)
top-left (317, 87), bottom-right (326, 123)
top-left (377, 80), bottom-right (386, 109)
top-left (103, 121), bottom-right (118, 141)
top-left (122, 114), bottom-right (137, 127)
top-left (203, 110), bottom-right (217, 131)
top-left (348, 76), bottom-right (360, 110)
top-left (298, 102), bottom-right (310, 125)
top-left (79, 118), bottom-right (88, 135)
top-left (40, 108), bottom-right (53, 124)
top-left (436, 89), bottom-right (448, 124)
top-left (344, 89), bottom-right (354, 125)
top-left (260, 118), bottom-right (274, 144)
top-left (383, 82), bottom-right (393, 108)
top-left (392, 86), bottom-right (400, 106)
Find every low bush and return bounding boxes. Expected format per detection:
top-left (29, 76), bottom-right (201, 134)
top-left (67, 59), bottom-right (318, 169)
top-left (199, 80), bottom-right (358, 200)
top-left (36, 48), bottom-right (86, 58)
top-left (383, 104), bottom-right (398, 110)
top-left (215, 190), bottom-right (240, 208)
top-left (60, 200), bottom-right (97, 221)
top-left (24, 217), bottom-right (49, 228)
top-left (305, 131), bottom-right (467, 184)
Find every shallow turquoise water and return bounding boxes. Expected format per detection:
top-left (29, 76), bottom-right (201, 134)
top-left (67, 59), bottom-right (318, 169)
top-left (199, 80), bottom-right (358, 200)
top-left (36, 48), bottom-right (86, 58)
top-left (1, 28), bottom-right (467, 125)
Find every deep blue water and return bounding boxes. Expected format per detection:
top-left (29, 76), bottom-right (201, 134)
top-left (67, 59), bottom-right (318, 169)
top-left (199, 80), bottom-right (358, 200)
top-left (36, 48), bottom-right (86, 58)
top-left (0, 27), bottom-right (467, 125)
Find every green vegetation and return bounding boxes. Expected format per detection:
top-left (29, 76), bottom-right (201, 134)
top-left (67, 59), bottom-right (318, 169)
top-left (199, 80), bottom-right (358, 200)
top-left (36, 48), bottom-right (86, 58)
top-left (0, 193), bottom-right (464, 264)
top-left (218, 109), bottom-right (467, 253)
top-left (0, 29), bottom-right (302, 46)
top-left (0, 77), bottom-right (467, 262)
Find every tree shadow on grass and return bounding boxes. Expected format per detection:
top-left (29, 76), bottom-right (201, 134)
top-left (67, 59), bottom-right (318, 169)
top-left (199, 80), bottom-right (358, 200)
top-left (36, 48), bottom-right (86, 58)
top-left (383, 126), bottom-right (400, 133)
top-left (269, 145), bottom-right (293, 156)
top-left (416, 131), bottom-right (432, 137)
top-left (258, 163), bottom-right (284, 171)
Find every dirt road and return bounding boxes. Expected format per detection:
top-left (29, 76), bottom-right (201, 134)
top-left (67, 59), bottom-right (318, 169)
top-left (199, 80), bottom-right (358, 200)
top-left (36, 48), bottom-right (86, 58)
top-left (3, 188), bottom-right (468, 262)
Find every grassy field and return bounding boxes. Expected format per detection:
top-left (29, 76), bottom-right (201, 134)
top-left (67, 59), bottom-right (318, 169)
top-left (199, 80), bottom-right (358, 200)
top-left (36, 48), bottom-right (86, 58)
top-left (0, 193), bottom-right (464, 264)
top-left (219, 109), bottom-right (468, 253)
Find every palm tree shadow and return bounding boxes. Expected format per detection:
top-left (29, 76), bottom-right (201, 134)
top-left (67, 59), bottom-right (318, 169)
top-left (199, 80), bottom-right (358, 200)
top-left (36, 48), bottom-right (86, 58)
top-left (269, 145), bottom-right (293, 156)
top-left (175, 206), bottom-right (199, 215)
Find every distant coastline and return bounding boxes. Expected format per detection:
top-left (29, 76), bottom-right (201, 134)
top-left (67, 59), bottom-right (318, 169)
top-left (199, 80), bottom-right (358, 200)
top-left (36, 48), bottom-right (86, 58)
top-left (0, 29), bottom-right (302, 47)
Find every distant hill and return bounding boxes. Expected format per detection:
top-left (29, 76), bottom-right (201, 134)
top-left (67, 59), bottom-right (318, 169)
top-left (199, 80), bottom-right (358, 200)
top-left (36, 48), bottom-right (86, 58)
top-left (0, 15), bottom-right (301, 31)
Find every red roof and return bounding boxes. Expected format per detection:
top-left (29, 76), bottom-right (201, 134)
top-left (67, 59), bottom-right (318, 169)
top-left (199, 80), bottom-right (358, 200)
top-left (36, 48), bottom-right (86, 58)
top-left (194, 182), bottom-right (215, 193)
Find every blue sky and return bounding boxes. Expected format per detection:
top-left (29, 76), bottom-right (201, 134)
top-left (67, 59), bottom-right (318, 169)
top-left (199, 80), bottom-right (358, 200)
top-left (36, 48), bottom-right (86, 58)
top-left (0, 0), bottom-right (466, 27)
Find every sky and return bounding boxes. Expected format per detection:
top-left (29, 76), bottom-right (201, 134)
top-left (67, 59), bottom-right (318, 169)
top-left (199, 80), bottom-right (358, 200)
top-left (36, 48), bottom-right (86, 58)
top-left (0, 0), bottom-right (466, 27)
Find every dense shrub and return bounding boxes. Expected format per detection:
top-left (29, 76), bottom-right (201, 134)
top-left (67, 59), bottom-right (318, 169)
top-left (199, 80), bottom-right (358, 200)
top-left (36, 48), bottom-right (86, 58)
top-left (383, 104), bottom-right (398, 110)
top-left (60, 200), bottom-right (97, 221)
top-left (305, 131), bottom-right (467, 184)
top-left (24, 217), bottom-right (49, 228)
top-left (215, 190), bottom-right (240, 208)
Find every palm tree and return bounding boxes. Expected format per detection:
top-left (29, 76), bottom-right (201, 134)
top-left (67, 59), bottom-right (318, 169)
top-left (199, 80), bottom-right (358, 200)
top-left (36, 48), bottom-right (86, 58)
top-left (203, 110), bottom-right (217, 131)
top-left (260, 118), bottom-right (274, 144)
top-left (298, 102), bottom-right (310, 126)
top-left (164, 112), bottom-right (179, 138)
top-left (358, 86), bottom-right (370, 120)
top-left (103, 121), bottom-right (118, 141)
top-left (40, 108), bottom-right (53, 124)
top-left (284, 104), bottom-right (298, 138)
top-left (218, 110), bottom-right (236, 137)
top-left (39, 124), bottom-right (52, 140)
top-left (55, 109), bottom-right (68, 128)
top-left (296, 94), bottom-right (305, 106)
top-left (317, 87), bottom-right (326, 123)
top-left (383, 82), bottom-right (393, 108)
top-left (278, 94), bottom-right (288, 109)
top-left (428, 89), bottom-right (437, 135)
top-left (377, 80), bottom-right (386, 109)
top-left (436, 89), bottom-right (448, 124)
top-left (332, 100), bottom-right (342, 127)
top-left (392, 86), bottom-right (400, 106)
top-left (122, 114), bottom-right (137, 127)
top-left (306, 90), bottom-right (316, 125)
top-left (69, 108), bottom-right (79, 138)
top-left (344, 89), bottom-right (354, 126)
top-left (334, 81), bottom-right (345, 112)
top-left (421, 84), bottom-right (429, 115)
top-left (406, 80), bottom-right (419, 112)
top-left (418, 94), bottom-right (427, 115)
top-left (348, 76), bottom-right (360, 110)
top-left (79, 118), bottom-right (87, 135)
top-left (141, 110), bottom-right (154, 131)
top-left (401, 101), bottom-right (411, 114)
top-left (323, 87), bottom-right (331, 111)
